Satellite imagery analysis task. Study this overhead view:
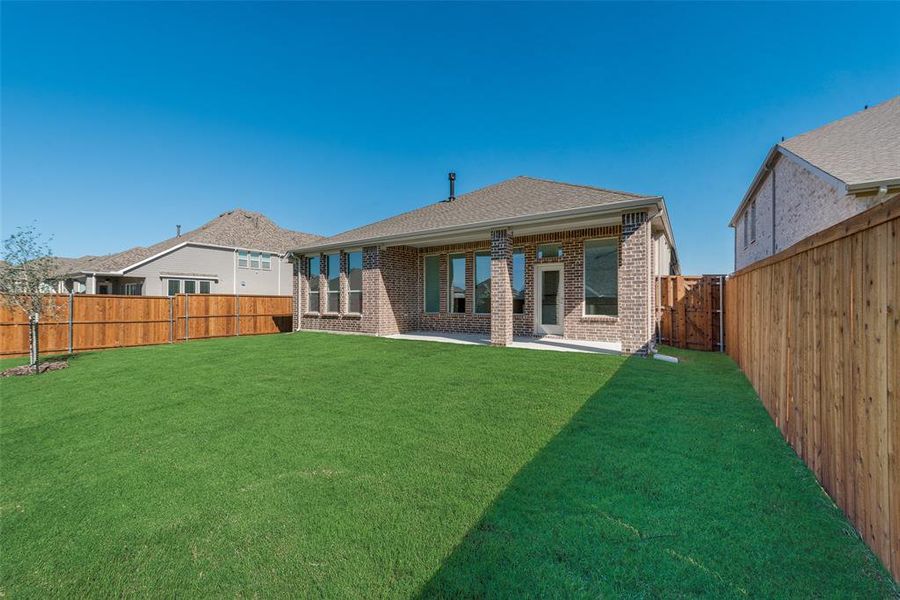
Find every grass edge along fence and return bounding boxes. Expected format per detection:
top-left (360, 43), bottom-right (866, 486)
top-left (0, 293), bottom-right (293, 357)
top-left (725, 195), bottom-right (899, 582)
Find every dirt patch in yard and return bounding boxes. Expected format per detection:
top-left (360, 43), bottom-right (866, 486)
top-left (1, 361), bottom-right (68, 378)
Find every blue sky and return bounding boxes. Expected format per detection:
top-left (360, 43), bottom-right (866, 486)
top-left (2, 2), bottom-right (898, 273)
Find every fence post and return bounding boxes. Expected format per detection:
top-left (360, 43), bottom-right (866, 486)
top-left (169, 296), bottom-right (174, 343)
top-left (236, 292), bottom-right (240, 336)
top-left (184, 294), bottom-right (189, 341)
top-left (67, 292), bottom-right (74, 354)
top-left (719, 275), bottom-right (724, 352)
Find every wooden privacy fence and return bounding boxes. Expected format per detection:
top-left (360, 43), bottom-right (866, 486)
top-left (0, 294), bottom-right (293, 357)
top-left (726, 197), bottom-right (899, 581)
top-left (656, 275), bottom-right (725, 351)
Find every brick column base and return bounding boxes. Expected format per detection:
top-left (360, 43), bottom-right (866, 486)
top-left (490, 228), bottom-right (513, 346)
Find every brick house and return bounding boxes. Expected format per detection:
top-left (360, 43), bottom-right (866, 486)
top-left (291, 176), bottom-right (678, 354)
top-left (730, 95), bottom-right (899, 270)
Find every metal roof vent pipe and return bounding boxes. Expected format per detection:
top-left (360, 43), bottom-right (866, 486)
top-left (176, 224), bottom-right (181, 237)
top-left (448, 172), bottom-right (456, 201)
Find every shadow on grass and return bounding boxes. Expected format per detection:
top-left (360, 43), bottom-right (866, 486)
top-left (416, 352), bottom-right (895, 598)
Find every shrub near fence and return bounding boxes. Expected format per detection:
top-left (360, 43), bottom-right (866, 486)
top-left (726, 196), bottom-right (899, 581)
top-left (0, 294), bottom-right (293, 357)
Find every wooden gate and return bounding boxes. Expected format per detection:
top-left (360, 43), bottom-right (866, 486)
top-left (656, 275), bottom-right (725, 351)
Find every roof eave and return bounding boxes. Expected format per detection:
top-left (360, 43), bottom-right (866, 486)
top-left (293, 197), bottom-right (666, 254)
top-left (729, 144), bottom-right (854, 227)
top-left (729, 146), bottom-right (780, 227)
top-left (845, 177), bottom-right (900, 194)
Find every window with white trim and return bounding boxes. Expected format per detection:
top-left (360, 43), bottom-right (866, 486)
top-left (347, 251), bottom-right (362, 313)
top-left (165, 279), bottom-right (212, 295)
top-left (326, 253), bottom-right (340, 313)
top-left (238, 251), bottom-right (271, 270)
top-left (123, 283), bottom-right (142, 296)
top-left (307, 256), bottom-right (320, 312)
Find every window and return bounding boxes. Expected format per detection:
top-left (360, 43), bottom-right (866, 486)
top-left (199, 281), bottom-right (211, 294)
top-left (184, 280), bottom-right (197, 294)
top-left (584, 239), bottom-right (618, 316)
top-left (307, 256), bottom-right (320, 312)
top-left (238, 251), bottom-right (271, 270)
top-left (347, 251), bottom-right (362, 313)
top-left (167, 279), bottom-right (181, 296)
top-left (743, 213), bottom-right (749, 249)
top-left (326, 253), bottom-right (340, 313)
top-left (750, 200), bottom-right (757, 243)
top-left (512, 249), bottom-right (525, 314)
top-left (424, 255), bottom-right (440, 313)
top-left (537, 243), bottom-right (562, 259)
top-left (123, 283), bottom-right (142, 296)
top-left (474, 251), bottom-right (491, 313)
top-left (448, 253), bottom-right (466, 313)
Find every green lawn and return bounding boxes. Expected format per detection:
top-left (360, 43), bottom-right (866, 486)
top-left (1, 333), bottom-right (896, 598)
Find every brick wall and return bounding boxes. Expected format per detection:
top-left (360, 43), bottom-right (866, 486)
top-left (298, 252), bottom-right (363, 333)
top-left (295, 221), bottom-right (655, 354)
top-left (490, 228), bottom-right (513, 346)
top-left (734, 152), bottom-right (883, 270)
top-left (619, 211), bottom-right (652, 354)
top-left (414, 225), bottom-right (624, 343)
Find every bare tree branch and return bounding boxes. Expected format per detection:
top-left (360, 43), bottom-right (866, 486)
top-left (0, 224), bottom-right (63, 368)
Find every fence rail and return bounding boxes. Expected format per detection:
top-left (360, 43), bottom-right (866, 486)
top-left (0, 293), bottom-right (293, 357)
top-left (725, 196), bottom-right (899, 581)
top-left (656, 275), bottom-right (726, 351)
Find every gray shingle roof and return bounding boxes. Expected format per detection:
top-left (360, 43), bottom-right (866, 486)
top-left (296, 176), bottom-right (656, 251)
top-left (779, 95), bottom-right (900, 188)
top-left (57, 209), bottom-right (321, 275)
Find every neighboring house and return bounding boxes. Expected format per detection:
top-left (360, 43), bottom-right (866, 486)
top-left (730, 95), bottom-right (900, 271)
top-left (54, 209), bottom-right (321, 296)
top-left (291, 175), bottom-right (678, 354)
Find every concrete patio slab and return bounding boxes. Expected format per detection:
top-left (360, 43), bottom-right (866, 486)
top-left (384, 331), bottom-right (622, 354)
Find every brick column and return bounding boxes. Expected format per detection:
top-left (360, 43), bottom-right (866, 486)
top-left (361, 246), bottom-right (383, 335)
top-left (620, 211), bottom-right (652, 355)
top-left (490, 228), bottom-right (513, 346)
top-left (292, 257), bottom-right (301, 331)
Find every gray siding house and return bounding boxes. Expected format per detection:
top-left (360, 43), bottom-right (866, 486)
top-left (730, 95), bottom-right (900, 270)
top-left (54, 209), bottom-right (320, 296)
